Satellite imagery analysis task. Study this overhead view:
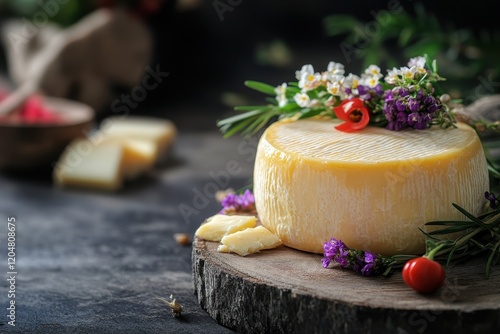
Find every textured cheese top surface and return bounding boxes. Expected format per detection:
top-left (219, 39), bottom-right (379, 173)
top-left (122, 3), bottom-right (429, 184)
top-left (266, 119), bottom-right (478, 163)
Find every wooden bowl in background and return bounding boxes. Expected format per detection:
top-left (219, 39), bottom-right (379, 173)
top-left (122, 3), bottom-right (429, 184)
top-left (0, 97), bottom-right (94, 171)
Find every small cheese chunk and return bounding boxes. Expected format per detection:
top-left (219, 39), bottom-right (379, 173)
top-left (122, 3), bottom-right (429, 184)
top-left (100, 116), bottom-right (176, 162)
top-left (254, 119), bottom-right (489, 255)
top-left (195, 214), bottom-right (256, 242)
top-left (220, 226), bottom-right (282, 256)
top-left (53, 140), bottom-right (124, 191)
top-left (217, 244), bottom-right (230, 253)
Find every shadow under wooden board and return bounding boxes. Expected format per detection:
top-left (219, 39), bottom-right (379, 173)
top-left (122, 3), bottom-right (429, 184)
top-left (192, 238), bottom-right (500, 334)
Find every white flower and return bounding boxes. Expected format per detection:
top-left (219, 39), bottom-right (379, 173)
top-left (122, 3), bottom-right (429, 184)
top-left (384, 67), bottom-right (401, 85)
top-left (327, 81), bottom-right (343, 96)
top-left (277, 95), bottom-right (288, 107)
top-left (321, 72), bottom-right (344, 85)
top-left (275, 82), bottom-right (287, 96)
top-left (364, 65), bottom-right (383, 78)
top-left (400, 66), bottom-right (417, 80)
top-left (295, 64), bottom-right (314, 80)
top-left (407, 56), bottom-right (426, 68)
top-left (275, 83), bottom-right (288, 107)
top-left (327, 61), bottom-right (345, 77)
top-left (343, 73), bottom-right (360, 90)
top-left (360, 75), bottom-right (379, 88)
top-left (415, 66), bottom-right (427, 75)
top-left (299, 72), bottom-right (322, 91)
top-left (407, 57), bottom-right (427, 75)
top-left (294, 92), bottom-right (311, 107)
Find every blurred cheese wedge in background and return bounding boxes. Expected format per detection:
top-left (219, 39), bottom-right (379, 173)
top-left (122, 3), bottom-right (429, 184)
top-left (91, 137), bottom-right (157, 179)
top-left (120, 139), bottom-right (157, 178)
top-left (53, 116), bottom-right (176, 191)
top-left (99, 116), bottom-right (176, 163)
top-left (54, 140), bottom-right (124, 191)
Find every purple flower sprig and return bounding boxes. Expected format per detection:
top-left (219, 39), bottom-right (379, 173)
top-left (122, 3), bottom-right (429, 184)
top-left (220, 189), bottom-right (256, 214)
top-left (383, 87), bottom-right (446, 131)
top-left (324, 198), bottom-right (500, 278)
top-left (322, 238), bottom-right (400, 276)
top-left (343, 57), bottom-right (456, 131)
top-left (485, 191), bottom-right (499, 209)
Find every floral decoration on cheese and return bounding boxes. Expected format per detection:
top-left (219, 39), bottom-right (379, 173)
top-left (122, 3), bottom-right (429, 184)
top-left (218, 55), bottom-right (498, 136)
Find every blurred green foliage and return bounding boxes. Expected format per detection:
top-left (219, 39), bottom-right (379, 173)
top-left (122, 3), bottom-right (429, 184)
top-left (0, 1), bottom-right (153, 27)
top-left (323, 2), bottom-right (500, 103)
top-left (0, 0), bottom-right (96, 27)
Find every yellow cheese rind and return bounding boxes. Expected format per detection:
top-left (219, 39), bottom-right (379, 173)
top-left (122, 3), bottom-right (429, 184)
top-left (220, 226), bottom-right (282, 256)
top-left (195, 214), bottom-right (257, 242)
top-left (254, 119), bottom-right (489, 255)
top-left (54, 140), bottom-right (124, 191)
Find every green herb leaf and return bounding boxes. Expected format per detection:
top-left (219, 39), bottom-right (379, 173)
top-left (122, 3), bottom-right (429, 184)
top-left (217, 109), bottom-right (267, 127)
top-left (432, 59), bottom-right (438, 73)
top-left (245, 81), bottom-right (276, 95)
top-left (398, 27), bottom-right (414, 47)
top-left (298, 108), bottom-right (325, 119)
top-left (486, 241), bottom-right (500, 278)
top-left (323, 15), bottom-right (361, 36)
top-left (234, 105), bottom-right (273, 111)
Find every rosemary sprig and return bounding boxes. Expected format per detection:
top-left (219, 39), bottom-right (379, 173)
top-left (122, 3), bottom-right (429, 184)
top-left (381, 204), bottom-right (500, 277)
top-left (217, 80), bottom-right (331, 138)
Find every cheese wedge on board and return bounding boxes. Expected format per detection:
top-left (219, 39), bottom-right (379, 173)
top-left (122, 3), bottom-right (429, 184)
top-left (254, 119), bottom-right (489, 255)
top-left (195, 214), bottom-right (257, 242)
top-left (219, 226), bottom-right (282, 256)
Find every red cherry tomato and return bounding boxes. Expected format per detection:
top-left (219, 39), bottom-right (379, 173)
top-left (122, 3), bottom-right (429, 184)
top-left (402, 257), bottom-right (445, 294)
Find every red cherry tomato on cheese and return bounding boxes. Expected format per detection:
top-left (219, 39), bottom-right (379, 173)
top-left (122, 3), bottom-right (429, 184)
top-left (402, 257), bottom-right (445, 294)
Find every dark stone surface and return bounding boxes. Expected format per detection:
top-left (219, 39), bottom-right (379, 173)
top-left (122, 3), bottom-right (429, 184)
top-left (0, 130), bottom-right (255, 333)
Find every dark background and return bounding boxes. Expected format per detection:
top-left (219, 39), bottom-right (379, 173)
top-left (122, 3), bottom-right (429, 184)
top-left (148, 0), bottom-right (500, 123)
top-left (1, 0), bottom-right (499, 130)
top-left (0, 2), bottom-right (499, 333)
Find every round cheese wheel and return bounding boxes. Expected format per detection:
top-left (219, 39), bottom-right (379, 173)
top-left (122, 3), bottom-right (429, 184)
top-left (254, 119), bottom-right (489, 255)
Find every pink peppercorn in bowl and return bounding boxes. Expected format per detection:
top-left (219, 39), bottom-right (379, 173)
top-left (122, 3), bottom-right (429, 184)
top-left (0, 96), bottom-right (94, 171)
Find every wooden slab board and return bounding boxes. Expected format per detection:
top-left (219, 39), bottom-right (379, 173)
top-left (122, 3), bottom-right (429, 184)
top-left (192, 238), bottom-right (500, 334)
